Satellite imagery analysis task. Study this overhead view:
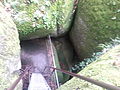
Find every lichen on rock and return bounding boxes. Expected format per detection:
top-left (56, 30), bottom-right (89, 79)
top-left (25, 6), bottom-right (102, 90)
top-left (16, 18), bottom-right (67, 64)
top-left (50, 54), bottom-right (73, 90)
top-left (4, 0), bottom-right (74, 40)
top-left (70, 0), bottom-right (120, 59)
top-left (0, 2), bottom-right (21, 89)
top-left (58, 45), bottom-right (120, 90)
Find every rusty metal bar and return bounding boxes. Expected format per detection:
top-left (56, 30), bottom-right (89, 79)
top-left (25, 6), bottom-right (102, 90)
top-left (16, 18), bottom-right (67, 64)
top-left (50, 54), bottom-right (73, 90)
top-left (7, 66), bottom-right (32, 90)
top-left (48, 35), bottom-right (60, 88)
top-left (49, 67), bottom-right (120, 90)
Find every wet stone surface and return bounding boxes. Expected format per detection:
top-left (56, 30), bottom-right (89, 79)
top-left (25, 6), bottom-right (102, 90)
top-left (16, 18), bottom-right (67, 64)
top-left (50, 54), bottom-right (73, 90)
top-left (21, 38), bottom-right (57, 90)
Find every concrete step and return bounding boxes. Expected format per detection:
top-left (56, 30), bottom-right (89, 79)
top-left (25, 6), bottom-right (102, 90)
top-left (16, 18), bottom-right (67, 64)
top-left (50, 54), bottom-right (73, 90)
top-left (28, 73), bottom-right (51, 90)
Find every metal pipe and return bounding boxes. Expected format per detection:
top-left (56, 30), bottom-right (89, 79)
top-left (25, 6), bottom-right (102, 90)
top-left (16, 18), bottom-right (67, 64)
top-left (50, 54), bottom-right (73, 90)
top-left (48, 35), bottom-right (60, 87)
top-left (49, 67), bottom-right (120, 90)
top-left (7, 66), bottom-right (32, 90)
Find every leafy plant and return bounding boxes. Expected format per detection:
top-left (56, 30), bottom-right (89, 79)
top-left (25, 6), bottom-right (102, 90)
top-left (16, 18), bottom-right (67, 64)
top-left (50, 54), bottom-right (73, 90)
top-left (72, 37), bottom-right (120, 72)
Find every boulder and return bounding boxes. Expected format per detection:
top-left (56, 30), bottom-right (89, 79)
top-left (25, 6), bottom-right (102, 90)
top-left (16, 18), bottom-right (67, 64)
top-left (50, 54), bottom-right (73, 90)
top-left (58, 45), bottom-right (120, 90)
top-left (0, 2), bottom-right (21, 89)
top-left (52, 41), bottom-right (70, 84)
top-left (53, 37), bottom-right (74, 83)
top-left (53, 37), bottom-right (74, 69)
top-left (70, 0), bottom-right (120, 59)
top-left (4, 0), bottom-right (74, 40)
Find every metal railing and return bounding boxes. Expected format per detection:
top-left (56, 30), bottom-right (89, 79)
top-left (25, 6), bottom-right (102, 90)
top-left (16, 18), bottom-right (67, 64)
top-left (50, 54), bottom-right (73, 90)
top-left (7, 66), bottom-right (32, 90)
top-left (49, 67), bottom-right (120, 90)
top-left (7, 66), bottom-right (120, 90)
top-left (6, 36), bottom-right (120, 90)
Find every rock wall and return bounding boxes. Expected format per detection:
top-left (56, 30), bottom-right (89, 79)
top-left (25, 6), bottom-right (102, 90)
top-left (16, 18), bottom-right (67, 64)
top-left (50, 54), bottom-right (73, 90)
top-left (0, 2), bottom-right (21, 89)
top-left (53, 37), bottom-right (74, 83)
top-left (4, 0), bottom-right (74, 40)
top-left (58, 44), bottom-right (120, 90)
top-left (53, 37), bottom-right (74, 68)
top-left (70, 0), bottom-right (120, 59)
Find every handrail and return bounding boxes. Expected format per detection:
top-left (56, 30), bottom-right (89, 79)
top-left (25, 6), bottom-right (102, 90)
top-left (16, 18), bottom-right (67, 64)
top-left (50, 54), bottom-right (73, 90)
top-left (49, 67), bottom-right (120, 90)
top-left (7, 65), bottom-right (120, 90)
top-left (48, 35), bottom-right (60, 87)
top-left (7, 66), bottom-right (32, 90)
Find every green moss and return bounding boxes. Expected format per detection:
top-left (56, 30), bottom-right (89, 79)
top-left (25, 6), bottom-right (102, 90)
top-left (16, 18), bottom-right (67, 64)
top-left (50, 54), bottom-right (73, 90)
top-left (5, 0), bottom-right (74, 40)
top-left (70, 0), bottom-right (120, 59)
top-left (58, 45), bottom-right (120, 90)
top-left (79, 0), bottom-right (120, 43)
top-left (12, 1), bottom-right (57, 39)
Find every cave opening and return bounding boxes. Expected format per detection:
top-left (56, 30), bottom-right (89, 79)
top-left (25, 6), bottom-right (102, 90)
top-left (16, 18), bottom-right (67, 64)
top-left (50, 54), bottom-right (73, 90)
top-left (20, 33), bottom-right (81, 89)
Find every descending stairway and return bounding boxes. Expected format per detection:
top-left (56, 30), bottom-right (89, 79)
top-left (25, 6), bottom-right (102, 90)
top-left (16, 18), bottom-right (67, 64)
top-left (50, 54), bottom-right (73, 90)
top-left (28, 73), bottom-right (51, 90)
top-left (21, 38), bottom-right (59, 90)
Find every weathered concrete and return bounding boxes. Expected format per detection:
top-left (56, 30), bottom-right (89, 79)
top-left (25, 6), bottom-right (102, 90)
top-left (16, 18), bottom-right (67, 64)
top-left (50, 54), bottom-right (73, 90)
top-left (28, 73), bottom-right (51, 90)
top-left (21, 38), bottom-right (71, 88)
top-left (21, 39), bottom-right (50, 89)
top-left (21, 39), bottom-right (49, 73)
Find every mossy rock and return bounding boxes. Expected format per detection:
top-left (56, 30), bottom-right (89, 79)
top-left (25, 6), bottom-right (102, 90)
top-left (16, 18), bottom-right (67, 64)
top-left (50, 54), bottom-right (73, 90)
top-left (70, 0), bottom-right (120, 59)
top-left (52, 42), bottom-right (70, 84)
top-left (53, 37), bottom-right (74, 83)
top-left (4, 0), bottom-right (74, 40)
top-left (58, 45), bottom-right (120, 90)
top-left (53, 37), bottom-right (74, 69)
top-left (0, 2), bottom-right (22, 89)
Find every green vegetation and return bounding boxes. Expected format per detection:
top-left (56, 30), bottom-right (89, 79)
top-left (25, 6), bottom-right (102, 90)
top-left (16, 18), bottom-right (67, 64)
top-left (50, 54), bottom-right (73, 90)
top-left (78, 0), bottom-right (120, 43)
top-left (4, 0), bottom-right (74, 40)
top-left (70, 0), bottom-right (120, 59)
top-left (72, 37), bottom-right (120, 72)
top-left (58, 44), bottom-right (120, 90)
